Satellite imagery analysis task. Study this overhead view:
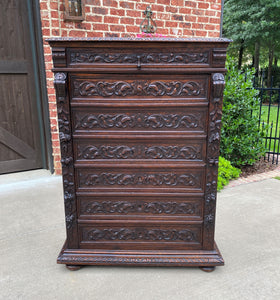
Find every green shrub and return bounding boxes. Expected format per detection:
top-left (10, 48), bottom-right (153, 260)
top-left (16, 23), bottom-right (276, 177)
top-left (221, 58), bottom-right (266, 166)
top-left (217, 157), bottom-right (241, 191)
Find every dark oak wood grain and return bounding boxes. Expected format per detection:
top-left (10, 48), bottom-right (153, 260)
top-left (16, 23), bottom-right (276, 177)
top-left (49, 38), bottom-right (229, 271)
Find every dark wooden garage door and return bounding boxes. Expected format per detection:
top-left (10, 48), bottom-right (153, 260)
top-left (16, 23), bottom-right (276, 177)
top-left (0, 0), bottom-right (44, 174)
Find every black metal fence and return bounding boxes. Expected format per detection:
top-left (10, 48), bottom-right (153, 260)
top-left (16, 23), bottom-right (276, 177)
top-left (254, 75), bottom-right (280, 164)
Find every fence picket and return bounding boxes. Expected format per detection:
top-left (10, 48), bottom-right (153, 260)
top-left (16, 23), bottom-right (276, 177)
top-left (253, 74), bottom-right (280, 164)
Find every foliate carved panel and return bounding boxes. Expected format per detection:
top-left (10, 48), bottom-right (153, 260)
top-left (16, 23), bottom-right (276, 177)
top-left (82, 228), bottom-right (199, 242)
top-left (70, 50), bottom-right (209, 64)
top-left (54, 72), bottom-right (77, 245)
top-left (203, 73), bottom-right (225, 249)
top-left (74, 112), bottom-right (205, 131)
top-left (80, 200), bottom-right (201, 215)
top-left (73, 79), bottom-right (205, 98)
top-left (78, 172), bottom-right (201, 188)
top-left (77, 145), bottom-right (202, 160)
top-left (208, 73), bottom-right (225, 166)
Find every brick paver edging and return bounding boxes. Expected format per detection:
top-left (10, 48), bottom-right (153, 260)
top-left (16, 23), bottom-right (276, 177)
top-left (226, 165), bottom-right (280, 188)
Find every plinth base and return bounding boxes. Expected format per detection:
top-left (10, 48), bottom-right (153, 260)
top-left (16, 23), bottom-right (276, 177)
top-left (58, 241), bottom-right (224, 269)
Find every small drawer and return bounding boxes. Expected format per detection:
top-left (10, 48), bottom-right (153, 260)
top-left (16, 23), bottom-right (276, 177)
top-left (77, 195), bottom-right (203, 220)
top-left (78, 223), bottom-right (203, 250)
top-left (68, 47), bottom-right (210, 69)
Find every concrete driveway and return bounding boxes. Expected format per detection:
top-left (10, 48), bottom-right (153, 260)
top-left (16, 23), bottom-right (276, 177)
top-left (1, 170), bottom-right (280, 300)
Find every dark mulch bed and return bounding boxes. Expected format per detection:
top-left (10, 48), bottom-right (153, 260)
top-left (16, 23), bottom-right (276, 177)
top-left (240, 156), bottom-right (279, 178)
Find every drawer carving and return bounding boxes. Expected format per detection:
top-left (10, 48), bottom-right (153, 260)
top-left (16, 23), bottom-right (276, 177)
top-left (70, 50), bottom-right (209, 65)
top-left (73, 79), bottom-right (204, 98)
top-left (74, 112), bottom-right (204, 130)
top-left (49, 38), bottom-right (229, 267)
top-left (83, 228), bottom-right (198, 242)
top-left (79, 172), bottom-right (199, 187)
top-left (81, 200), bottom-right (201, 215)
top-left (77, 145), bottom-right (202, 160)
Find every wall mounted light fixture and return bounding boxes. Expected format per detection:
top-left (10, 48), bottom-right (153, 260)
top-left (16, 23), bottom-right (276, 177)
top-left (64, 0), bottom-right (85, 22)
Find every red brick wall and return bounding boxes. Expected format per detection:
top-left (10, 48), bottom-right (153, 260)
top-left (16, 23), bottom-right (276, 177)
top-left (39, 0), bottom-right (222, 174)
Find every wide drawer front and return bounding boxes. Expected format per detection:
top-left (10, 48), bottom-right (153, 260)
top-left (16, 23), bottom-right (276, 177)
top-left (70, 74), bottom-right (208, 101)
top-left (76, 166), bottom-right (205, 193)
top-left (77, 195), bottom-right (203, 220)
top-left (68, 47), bottom-right (210, 69)
top-left (78, 223), bottom-right (203, 250)
top-left (74, 138), bottom-right (206, 162)
top-left (72, 106), bottom-right (208, 134)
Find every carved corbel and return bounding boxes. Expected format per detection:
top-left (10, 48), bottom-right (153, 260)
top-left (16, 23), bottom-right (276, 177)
top-left (54, 72), bottom-right (67, 103)
top-left (212, 73), bottom-right (225, 100)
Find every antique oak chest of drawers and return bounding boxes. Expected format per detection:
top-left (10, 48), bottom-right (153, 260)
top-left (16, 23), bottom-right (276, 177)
top-left (49, 37), bottom-right (230, 271)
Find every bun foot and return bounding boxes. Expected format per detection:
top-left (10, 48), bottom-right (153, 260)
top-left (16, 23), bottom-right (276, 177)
top-left (199, 266), bottom-right (216, 272)
top-left (66, 265), bottom-right (82, 271)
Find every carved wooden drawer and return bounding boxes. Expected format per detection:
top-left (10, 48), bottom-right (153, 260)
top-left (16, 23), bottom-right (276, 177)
top-left (68, 46), bottom-right (211, 70)
top-left (73, 138), bottom-right (206, 163)
top-left (77, 195), bottom-right (203, 221)
top-left (75, 165), bottom-right (205, 193)
top-left (70, 74), bottom-right (208, 102)
top-left (71, 106), bottom-right (208, 134)
top-left (49, 37), bottom-right (230, 270)
top-left (78, 223), bottom-right (203, 250)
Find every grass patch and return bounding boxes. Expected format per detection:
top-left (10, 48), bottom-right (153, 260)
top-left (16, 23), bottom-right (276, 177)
top-left (274, 176), bottom-right (280, 180)
top-left (257, 105), bottom-right (280, 152)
